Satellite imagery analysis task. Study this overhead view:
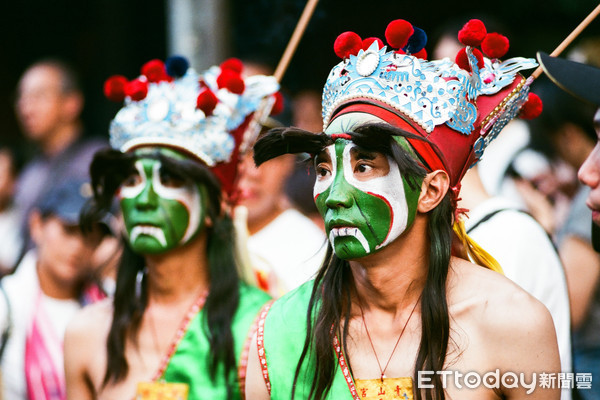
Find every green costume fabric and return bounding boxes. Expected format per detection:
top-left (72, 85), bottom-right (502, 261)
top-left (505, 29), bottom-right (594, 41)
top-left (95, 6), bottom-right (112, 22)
top-left (161, 284), bottom-right (270, 399)
top-left (262, 280), bottom-right (354, 400)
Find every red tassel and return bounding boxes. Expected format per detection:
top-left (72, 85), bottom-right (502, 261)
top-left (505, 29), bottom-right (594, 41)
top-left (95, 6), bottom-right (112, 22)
top-left (196, 88), bottom-right (218, 116)
top-left (481, 33), bottom-right (509, 59)
top-left (125, 79), bottom-right (148, 101)
top-left (519, 93), bottom-right (543, 120)
top-left (334, 31), bottom-right (362, 59)
top-left (385, 19), bottom-right (413, 49)
top-left (455, 48), bottom-right (484, 72)
top-left (220, 58), bottom-right (244, 74)
top-left (362, 37), bottom-right (384, 50)
top-left (141, 59), bottom-right (167, 83)
top-left (217, 70), bottom-right (245, 94)
top-left (103, 75), bottom-right (128, 102)
top-left (458, 19), bottom-right (487, 46)
top-left (270, 92), bottom-right (284, 116)
top-left (412, 48), bottom-right (427, 60)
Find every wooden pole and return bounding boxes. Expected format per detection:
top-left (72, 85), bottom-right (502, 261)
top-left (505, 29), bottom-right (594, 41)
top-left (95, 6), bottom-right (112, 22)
top-left (530, 3), bottom-right (600, 80)
top-left (273, 0), bottom-right (320, 83)
top-left (241, 0), bottom-right (320, 153)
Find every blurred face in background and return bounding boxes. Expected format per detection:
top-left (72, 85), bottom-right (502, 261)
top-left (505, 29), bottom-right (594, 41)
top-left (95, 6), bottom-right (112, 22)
top-left (30, 213), bottom-right (103, 296)
top-left (237, 151), bottom-right (295, 234)
top-left (15, 64), bottom-right (81, 144)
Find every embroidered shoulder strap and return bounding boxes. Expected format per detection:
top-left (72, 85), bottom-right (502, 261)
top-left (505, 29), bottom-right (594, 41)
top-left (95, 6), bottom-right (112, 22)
top-left (256, 301), bottom-right (274, 394)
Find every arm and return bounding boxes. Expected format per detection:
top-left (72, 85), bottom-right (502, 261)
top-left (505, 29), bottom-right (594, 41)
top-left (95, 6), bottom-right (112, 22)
top-left (492, 293), bottom-right (561, 399)
top-left (559, 235), bottom-right (600, 329)
top-left (64, 317), bottom-right (95, 400)
top-left (245, 331), bottom-right (271, 400)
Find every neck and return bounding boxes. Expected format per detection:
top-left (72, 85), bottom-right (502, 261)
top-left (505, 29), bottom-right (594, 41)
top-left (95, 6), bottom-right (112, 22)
top-left (247, 204), bottom-right (286, 235)
top-left (144, 233), bottom-right (210, 304)
top-left (36, 263), bottom-right (79, 300)
top-left (350, 215), bottom-right (428, 315)
top-left (42, 122), bottom-right (81, 156)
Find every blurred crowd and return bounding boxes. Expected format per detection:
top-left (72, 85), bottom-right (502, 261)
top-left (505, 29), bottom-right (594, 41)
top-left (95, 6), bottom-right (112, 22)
top-left (0, 16), bottom-right (598, 400)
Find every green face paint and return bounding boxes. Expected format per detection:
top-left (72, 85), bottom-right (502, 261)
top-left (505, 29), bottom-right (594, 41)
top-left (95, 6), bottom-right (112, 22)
top-left (314, 114), bottom-right (420, 259)
top-left (119, 147), bottom-right (207, 254)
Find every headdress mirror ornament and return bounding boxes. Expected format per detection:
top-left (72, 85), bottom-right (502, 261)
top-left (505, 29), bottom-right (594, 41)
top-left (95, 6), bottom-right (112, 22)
top-left (322, 19), bottom-right (542, 188)
top-left (104, 56), bottom-right (281, 196)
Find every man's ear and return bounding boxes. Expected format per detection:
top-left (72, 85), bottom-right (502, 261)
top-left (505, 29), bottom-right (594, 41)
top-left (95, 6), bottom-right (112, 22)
top-left (417, 170), bottom-right (450, 213)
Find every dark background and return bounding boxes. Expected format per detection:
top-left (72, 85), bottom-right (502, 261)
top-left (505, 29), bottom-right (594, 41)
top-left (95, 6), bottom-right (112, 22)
top-left (2, 0), bottom-right (599, 151)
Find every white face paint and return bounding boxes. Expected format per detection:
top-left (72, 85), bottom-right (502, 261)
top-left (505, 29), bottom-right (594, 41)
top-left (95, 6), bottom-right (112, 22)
top-left (120, 159), bottom-right (202, 248)
top-left (316, 142), bottom-right (410, 251)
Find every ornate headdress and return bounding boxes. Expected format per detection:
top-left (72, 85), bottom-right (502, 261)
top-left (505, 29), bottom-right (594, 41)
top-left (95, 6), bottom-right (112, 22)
top-left (104, 56), bottom-right (281, 197)
top-left (322, 18), bottom-right (542, 190)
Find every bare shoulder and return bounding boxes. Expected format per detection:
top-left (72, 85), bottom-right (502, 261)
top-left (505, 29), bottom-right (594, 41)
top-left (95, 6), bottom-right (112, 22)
top-left (448, 257), bottom-right (556, 335)
top-left (65, 299), bottom-right (113, 400)
top-left (66, 298), bottom-right (113, 339)
top-left (447, 257), bottom-right (560, 397)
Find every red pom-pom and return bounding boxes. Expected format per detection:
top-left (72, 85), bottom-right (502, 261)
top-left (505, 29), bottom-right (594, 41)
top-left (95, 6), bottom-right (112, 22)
top-left (196, 88), bottom-right (218, 116)
top-left (270, 92), bottom-right (284, 116)
top-left (455, 48), bottom-right (484, 72)
top-left (362, 37), bottom-right (384, 50)
top-left (412, 48), bottom-right (427, 59)
top-left (519, 93), bottom-right (543, 120)
top-left (217, 70), bottom-right (245, 94)
top-left (334, 31), bottom-right (362, 59)
top-left (103, 75), bottom-right (128, 102)
top-left (481, 33), bottom-right (509, 59)
top-left (385, 19), bottom-right (414, 49)
top-left (220, 58), bottom-right (244, 74)
top-left (458, 19), bottom-right (487, 46)
top-left (141, 59), bottom-right (167, 83)
top-left (125, 79), bottom-right (148, 101)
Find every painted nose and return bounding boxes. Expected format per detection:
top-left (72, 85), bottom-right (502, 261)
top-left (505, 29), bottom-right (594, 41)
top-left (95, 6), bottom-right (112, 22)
top-left (325, 173), bottom-right (353, 208)
top-left (136, 182), bottom-right (159, 209)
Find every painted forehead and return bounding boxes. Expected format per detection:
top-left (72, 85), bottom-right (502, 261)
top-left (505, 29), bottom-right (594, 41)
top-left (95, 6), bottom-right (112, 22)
top-left (324, 111), bottom-right (386, 136)
top-left (323, 111), bottom-right (416, 158)
top-left (132, 146), bottom-right (190, 161)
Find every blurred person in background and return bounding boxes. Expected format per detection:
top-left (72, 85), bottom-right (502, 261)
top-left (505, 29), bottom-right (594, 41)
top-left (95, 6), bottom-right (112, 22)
top-left (0, 144), bottom-right (24, 274)
top-left (0, 179), bottom-right (107, 400)
top-left (538, 49), bottom-right (600, 400)
top-left (237, 142), bottom-right (326, 297)
top-left (14, 59), bottom-right (106, 246)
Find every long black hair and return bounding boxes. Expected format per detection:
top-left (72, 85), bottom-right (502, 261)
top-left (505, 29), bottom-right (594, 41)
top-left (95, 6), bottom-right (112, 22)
top-left (81, 147), bottom-right (241, 399)
top-left (254, 123), bottom-right (453, 400)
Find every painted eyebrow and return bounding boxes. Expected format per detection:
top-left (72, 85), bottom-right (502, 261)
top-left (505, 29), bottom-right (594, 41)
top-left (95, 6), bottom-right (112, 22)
top-left (349, 146), bottom-right (377, 160)
top-left (315, 149), bottom-right (331, 164)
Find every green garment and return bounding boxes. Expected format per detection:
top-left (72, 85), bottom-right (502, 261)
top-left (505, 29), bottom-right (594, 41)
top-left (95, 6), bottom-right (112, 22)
top-left (161, 284), bottom-right (270, 399)
top-left (263, 280), bottom-right (354, 400)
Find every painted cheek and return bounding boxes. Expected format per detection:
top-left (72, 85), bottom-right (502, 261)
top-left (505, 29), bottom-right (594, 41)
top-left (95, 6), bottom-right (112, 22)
top-left (150, 163), bottom-right (203, 244)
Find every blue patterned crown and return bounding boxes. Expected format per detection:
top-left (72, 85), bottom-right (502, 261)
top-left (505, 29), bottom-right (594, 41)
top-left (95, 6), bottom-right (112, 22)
top-left (105, 57), bottom-right (279, 168)
top-left (321, 19), bottom-right (542, 187)
top-left (322, 40), bottom-right (537, 135)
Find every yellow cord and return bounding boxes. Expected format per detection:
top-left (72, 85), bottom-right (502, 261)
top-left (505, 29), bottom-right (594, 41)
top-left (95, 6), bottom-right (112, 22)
top-left (453, 219), bottom-right (504, 274)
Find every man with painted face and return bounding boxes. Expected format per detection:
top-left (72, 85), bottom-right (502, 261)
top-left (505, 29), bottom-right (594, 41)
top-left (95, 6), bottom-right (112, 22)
top-left (245, 19), bottom-right (561, 400)
top-left (63, 57), bottom-right (278, 400)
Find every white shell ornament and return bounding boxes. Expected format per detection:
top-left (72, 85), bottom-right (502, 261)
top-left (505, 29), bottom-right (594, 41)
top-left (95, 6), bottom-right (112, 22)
top-left (356, 50), bottom-right (380, 76)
